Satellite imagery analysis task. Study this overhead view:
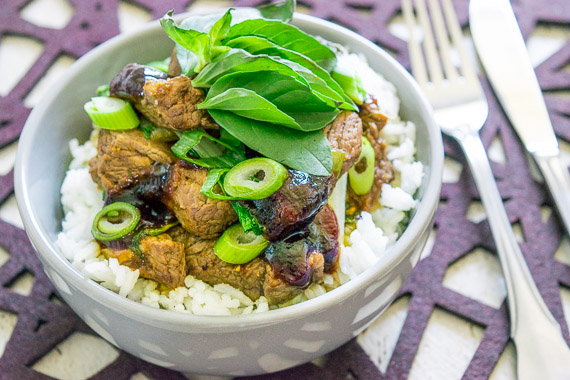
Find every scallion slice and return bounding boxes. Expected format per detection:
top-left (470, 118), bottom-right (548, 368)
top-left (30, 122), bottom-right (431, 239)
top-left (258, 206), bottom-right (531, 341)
top-left (223, 157), bottom-right (288, 199)
top-left (84, 96), bottom-right (139, 130)
top-left (348, 136), bottom-right (375, 195)
top-left (92, 202), bottom-right (141, 241)
top-left (214, 224), bottom-right (268, 264)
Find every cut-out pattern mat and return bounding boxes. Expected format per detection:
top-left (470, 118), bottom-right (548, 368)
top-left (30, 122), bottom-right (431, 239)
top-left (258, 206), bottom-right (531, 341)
top-left (1, 0), bottom-right (570, 378)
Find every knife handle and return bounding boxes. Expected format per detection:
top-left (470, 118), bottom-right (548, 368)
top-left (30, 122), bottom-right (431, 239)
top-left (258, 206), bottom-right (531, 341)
top-left (534, 153), bottom-right (570, 235)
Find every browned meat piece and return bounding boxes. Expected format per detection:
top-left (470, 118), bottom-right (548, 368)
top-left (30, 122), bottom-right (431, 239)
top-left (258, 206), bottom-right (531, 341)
top-left (140, 76), bottom-right (217, 131)
top-left (170, 226), bottom-right (267, 301)
top-left (89, 129), bottom-right (176, 192)
top-left (324, 111), bottom-right (363, 176)
top-left (168, 48), bottom-right (182, 77)
top-left (348, 96), bottom-right (394, 212)
top-left (163, 161), bottom-right (237, 239)
top-left (110, 63), bottom-right (216, 131)
top-left (237, 170), bottom-right (333, 242)
top-left (263, 252), bottom-right (324, 305)
top-left (359, 96), bottom-right (389, 134)
top-left (101, 234), bottom-right (186, 289)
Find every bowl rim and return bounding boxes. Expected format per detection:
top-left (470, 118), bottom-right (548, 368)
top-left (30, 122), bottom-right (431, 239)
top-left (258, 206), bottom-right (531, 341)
top-left (15, 11), bottom-right (443, 328)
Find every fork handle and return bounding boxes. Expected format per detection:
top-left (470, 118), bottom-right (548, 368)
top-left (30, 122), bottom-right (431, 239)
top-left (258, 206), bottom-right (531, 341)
top-left (451, 128), bottom-right (570, 380)
top-left (534, 152), bottom-right (570, 237)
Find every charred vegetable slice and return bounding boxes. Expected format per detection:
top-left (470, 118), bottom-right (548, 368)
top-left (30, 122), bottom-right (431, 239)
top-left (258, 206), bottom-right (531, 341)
top-left (348, 137), bottom-right (375, 195)
top-left (84, 96), bottom-right (139, 130)
top-left (214, 224), bottom-right (268, 264)
top-left (223, 157), bottom-right (287, 199)
top-left (92, 202), bottom-right (140, 241)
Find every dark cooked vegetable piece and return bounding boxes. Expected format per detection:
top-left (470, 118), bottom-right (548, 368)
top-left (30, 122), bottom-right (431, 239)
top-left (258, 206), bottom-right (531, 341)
top-left (110, 63), bottom-right (168, 101)
top-left (236, 169), bottom-right (333, 242)
top-left (163, 161), bottom-right (238, 239)
top-left (308, 204), bottom-right (340, 273)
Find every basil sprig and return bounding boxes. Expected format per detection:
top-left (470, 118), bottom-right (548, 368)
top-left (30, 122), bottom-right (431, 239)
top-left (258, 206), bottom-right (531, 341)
top-left (159, 1), bottom-right (353, 176)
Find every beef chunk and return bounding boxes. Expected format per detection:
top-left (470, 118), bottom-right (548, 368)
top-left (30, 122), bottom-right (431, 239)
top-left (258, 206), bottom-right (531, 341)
top-left (164, 161), bottom-right (237, 239)
top-left (237, 170), bottom-right (333, 242)
top-left (110, 63), bottom-right (167, 101)
top-left (347, 96), bottom-right (394, 212)
top-left (170, 226), bottom-right (266, 301)
top-left (359, 96), bottom-right (389, 134)
top-left (101, 234), bottom-right (186, 289)
top-left (89, 129), bottom-right (176, 192)
top-left (110, 63), bottom-right (216, 131)
top-left (139, 76), bottom-right (216, 131)
top-left (324, 111), bottom-right (363, 176)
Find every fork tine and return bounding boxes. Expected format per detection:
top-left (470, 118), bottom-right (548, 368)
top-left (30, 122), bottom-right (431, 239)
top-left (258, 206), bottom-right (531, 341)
top-left (402, 0), bottom-right (428, 86)
top-left (441, 0), bottom-right (476, 81)
top-left (415, 0), bottom-right (444, 84)
top-left (427, 0), bottom-right (458, 81)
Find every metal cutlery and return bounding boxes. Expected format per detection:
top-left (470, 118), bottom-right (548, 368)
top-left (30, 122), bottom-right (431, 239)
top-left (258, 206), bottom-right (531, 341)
top-left (470, 0), bottom-right (570, 239)
top-left (402, 0), bottom-right (570, 378)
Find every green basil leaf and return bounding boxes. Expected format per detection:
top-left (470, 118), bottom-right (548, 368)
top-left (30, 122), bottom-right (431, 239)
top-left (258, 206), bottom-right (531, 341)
top-left (209, 110), bottom-right (332, 176)
top-left (207, 71), bottom-right (339, 131)
top-left (199, 87), bottom-right (300, 129)
top-left (193, 49), bottom-right (345, 111)
top-left (209, 8), bottom-right (233, 46)
top-left (257, 0), bottom-right (295, 22)
top-left (225, 19), bottom-right (337, 72)
top-left (226, 35), bottom-right (357, 111)
top-left (160, 10), bottom-right (211, 72)
top-left (172, 130), bottom-right (245, 168)
top-left (231, 202), bottom-right (264, 235)
top-left (192, 49), bottom-right (309, 88)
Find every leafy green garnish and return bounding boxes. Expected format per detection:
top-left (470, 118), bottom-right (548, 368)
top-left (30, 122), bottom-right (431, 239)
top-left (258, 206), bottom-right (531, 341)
top-left (161, 9), bottom-right (233, 73)
top-left (231, 202), bottom-right (264, 235)
top-left (208, 110), bottom-right (332, 176)
top-left (225, 35), bottom-right (357, 110)
top-left (204, 71), bottom-right (339, 131)
top-left (145, 58), bottom-right (170, 73)
top-left (199, 87), bottom-right (300, 129)
top-left (140, 119), bottom-right (156, 140)
top-left (332, 56), bottom-right (367, 105)
top-left (171, 130), bottom-right (245, 168)
top-left (191, 48), bottom-right (308, 88)
top-left (225, 19), bottom-right (337, 72)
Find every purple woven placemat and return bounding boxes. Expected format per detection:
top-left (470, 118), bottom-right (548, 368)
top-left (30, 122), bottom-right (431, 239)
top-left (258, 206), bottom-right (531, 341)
top-left (0, 0), bottom-right (569, 379)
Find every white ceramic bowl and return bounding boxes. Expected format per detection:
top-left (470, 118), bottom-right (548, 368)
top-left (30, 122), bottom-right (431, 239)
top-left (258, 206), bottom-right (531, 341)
top-left (15, 12), bottom-right (443, 376)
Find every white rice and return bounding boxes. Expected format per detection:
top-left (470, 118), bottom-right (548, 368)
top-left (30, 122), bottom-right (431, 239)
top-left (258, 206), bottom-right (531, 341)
top-left (57, 54), bottom-right (423, 315)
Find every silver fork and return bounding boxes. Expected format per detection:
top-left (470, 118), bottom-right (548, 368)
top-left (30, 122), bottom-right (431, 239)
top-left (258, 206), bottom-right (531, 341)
top-left (402, 0), bottom-right (570, 378)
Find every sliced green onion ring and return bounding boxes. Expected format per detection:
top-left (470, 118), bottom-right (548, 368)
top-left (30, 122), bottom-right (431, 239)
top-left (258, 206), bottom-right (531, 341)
top-left (331, 149), bottom-right (346, 178)
top-left (223, 157), bottom-right (288, 199)
top-left (84, 96), bottom-right (139, 130)
top-left (214, 224), bottom-right (269, 264)
top-left (348, 136), bottom-right (375, 195)
top-left (92, 202), bottom-right (141, 241)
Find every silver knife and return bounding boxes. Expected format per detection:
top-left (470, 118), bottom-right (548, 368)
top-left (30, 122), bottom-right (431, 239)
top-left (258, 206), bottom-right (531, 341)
top-left (470, 1), bottom-right (570, 379)
top-left (470, 0), bottom-right (570, 237)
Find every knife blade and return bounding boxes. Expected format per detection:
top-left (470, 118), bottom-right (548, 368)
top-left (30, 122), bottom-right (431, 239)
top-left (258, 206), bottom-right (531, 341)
top-left (470, 0), bottom-right (570, 237)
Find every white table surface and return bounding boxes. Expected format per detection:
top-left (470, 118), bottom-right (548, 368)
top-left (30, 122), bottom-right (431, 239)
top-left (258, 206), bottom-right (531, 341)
top-left (1, 1), bottom-right (569, 379)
